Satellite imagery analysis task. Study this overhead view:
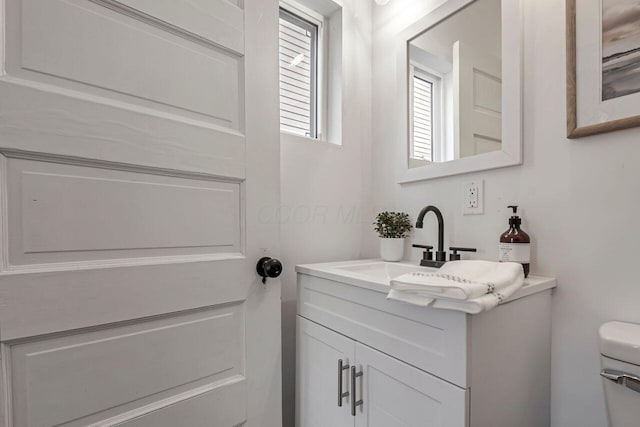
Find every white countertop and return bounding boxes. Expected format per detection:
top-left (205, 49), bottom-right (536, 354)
top-left (296, 258), bottom-right (556, 305)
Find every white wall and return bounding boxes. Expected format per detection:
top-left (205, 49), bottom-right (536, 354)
top-left (411, 0), bottom-right (501, 63)
top-left (372, 0), bottom-right (640, 426)
top-left (279, 0), bottom-right (372, 425)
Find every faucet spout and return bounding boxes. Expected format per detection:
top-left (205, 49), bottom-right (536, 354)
top-left (416, 205), bottom-right (445, 258)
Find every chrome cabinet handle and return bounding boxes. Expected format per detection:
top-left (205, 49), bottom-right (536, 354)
top-left (601, 369), bottom-right (640, 393)
top-left (351, 366), bottom-right (363, 416)
top-left (338, 359), bottom-right (350, 407)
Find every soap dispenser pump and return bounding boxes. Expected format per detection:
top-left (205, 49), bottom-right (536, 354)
top-left (499, 205), bottom-right (531, 277)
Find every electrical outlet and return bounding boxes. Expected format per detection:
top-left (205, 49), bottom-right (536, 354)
top-left (463, 180), bottom-right (484, 215)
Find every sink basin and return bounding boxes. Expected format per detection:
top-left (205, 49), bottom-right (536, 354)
top-left (295, 259), bottom-right (556, 303)
top-left (332, 261), bottom-right (434, 281)
top-left (296, 259), bottom-right (436, 291)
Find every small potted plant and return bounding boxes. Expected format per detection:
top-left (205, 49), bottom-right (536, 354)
top-left (373, 211), bottom-right (412, 262)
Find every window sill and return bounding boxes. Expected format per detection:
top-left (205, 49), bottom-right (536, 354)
top-left (280, 131), bottom-right (342, 148)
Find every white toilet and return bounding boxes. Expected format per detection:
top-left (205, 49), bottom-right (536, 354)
top-left (599, 321), bottom-right (640, 427)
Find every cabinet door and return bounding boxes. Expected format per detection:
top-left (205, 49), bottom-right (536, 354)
top-left (354, 343), bottom-right (468, 427)
top-left (297, 316), bottom-right (355, 427)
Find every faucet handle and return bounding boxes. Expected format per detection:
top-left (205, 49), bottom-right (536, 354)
top-left (412, 244), bottom-right (433, 261)
top-left (449, 247), bottom-right (477, 261)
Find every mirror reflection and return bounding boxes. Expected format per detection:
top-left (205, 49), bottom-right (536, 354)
top-left (408, 0), bottom-right (502, 168)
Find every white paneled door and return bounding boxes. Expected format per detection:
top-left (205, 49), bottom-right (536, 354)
top-left (0, 1), bottom-right (281, 426)
top-left (453, 40), bottom-right (503, 158)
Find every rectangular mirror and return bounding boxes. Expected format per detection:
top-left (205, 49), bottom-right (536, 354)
top-left (397, 0), bottom-right (522, 183)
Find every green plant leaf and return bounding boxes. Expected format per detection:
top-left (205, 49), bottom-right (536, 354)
top-left (373, 211), bottom-right (413, 238)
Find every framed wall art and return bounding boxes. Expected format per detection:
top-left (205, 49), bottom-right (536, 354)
top-left (567, 0), bottom-right (640, 138)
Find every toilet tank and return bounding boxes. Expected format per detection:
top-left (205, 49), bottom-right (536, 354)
top-left (599, 321), bottom-right (640, 427)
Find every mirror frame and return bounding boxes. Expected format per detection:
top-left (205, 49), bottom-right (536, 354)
top-left (396, 0), bottom-right (523, 183)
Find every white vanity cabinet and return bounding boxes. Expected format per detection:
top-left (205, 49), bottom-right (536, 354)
top-left (297, 317), bottom-right (355, 427)
top-left (297, 318), bottom-right (467, 427)
top-left (295, 260), bottom-right (556, 427)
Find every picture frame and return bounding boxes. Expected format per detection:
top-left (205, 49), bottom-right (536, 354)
top-left (566, 0), bottom-right (640, 138)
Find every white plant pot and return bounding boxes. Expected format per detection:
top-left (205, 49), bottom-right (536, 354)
top-left (379, 237), bottom-right (405, 262)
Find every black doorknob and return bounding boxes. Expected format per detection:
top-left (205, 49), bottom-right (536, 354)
top-left (256, 257), bottom-right (282, 284)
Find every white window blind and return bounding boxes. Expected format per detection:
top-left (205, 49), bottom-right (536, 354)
top-left (412, 75), bottom-right (433, 162)
top-left (279, 8), bottom-right (318, 138)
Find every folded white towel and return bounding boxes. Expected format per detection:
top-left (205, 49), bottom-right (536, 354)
top-left (388, 277), bottom-right (523, 314)
top-left (387, 260), bottom-right (525, 314)
top-left (390, 260), bottom-right (524, 300)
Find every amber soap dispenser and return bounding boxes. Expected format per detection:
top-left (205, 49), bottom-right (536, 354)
top-left (499, 205), bottom-right (531, 277)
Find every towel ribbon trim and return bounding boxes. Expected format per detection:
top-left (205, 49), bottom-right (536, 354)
top-left (408, 272), bottom-right (498, 295)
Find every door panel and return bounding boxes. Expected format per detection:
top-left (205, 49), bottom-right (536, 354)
top-left (7, 0), bottom-right (243, 128)
top-left (112, 379), bottom-right (247, 427)
top-left (296, 317), bottom-right (355, 427)
top-left (0, 82), bottom-right (246, 180)
top-left (8, 306), bottom-right (244, 427)
top-left (7, 156), bottom-right (242, 265)
top-left (104, 0), bottom-right (245, 54)
top-left (0, 0), bottom-right (281, 425)
top-left (354, 343), bottom-right (468, 427)
top-left (453, 40), bottom-right (502, 158)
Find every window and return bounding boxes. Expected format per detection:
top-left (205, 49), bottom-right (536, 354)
top-left (410, 66), bottom-right (442, 163)
top-left (279, 8), bottom-right (319, 138)
top-left (412, 75), bottom-right (434, 162)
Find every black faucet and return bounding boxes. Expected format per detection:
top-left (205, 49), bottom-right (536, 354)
top-left (414, 206), bottom-right (447, 267)
top-left (413, 205), bottom-right (477, 268)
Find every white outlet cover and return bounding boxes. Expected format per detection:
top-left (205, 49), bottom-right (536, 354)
top-left (463, 180), bottom-right (484, 215)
